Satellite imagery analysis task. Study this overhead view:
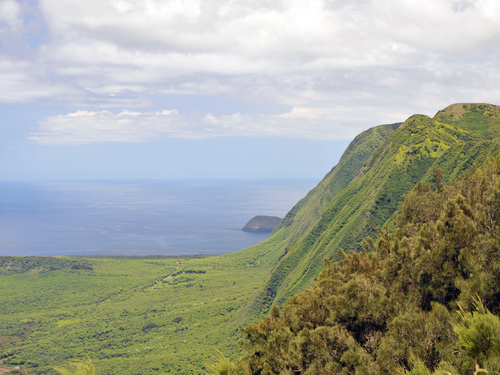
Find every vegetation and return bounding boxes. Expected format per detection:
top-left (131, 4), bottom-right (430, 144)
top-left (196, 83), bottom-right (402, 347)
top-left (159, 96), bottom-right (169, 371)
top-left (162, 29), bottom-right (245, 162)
top-left (54, 357), bottom-right (98, 375)
top-left (204, 350), bottom-right (234, 375)
top-left (249, 103), bottom-right (500, 318)
top-left (233, 159), bottom-right (500, 374)
top-left (0, 257), bottom-right (92, 275)
top-left (0, 253), bottom-right (276, 374)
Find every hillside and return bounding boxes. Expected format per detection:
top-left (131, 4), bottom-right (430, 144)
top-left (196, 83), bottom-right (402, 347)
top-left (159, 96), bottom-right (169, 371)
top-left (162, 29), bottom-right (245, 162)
top-left (274, 122), bottom-right (401, 242)
top-left (234, 156), bottom-right (500, 374)
top-left (248, 103), bottom-right (500, 315)
top-left (227, 122), bottom-right (400, 322)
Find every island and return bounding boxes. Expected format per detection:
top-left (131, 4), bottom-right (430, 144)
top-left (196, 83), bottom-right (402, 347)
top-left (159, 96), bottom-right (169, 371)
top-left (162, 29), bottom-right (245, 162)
top-left (242, 215), bottom-right (282, 232)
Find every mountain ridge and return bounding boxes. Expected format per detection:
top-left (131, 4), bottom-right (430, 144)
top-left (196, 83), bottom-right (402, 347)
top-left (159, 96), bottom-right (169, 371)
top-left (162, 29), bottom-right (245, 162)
top-left (242, 103), bottom-right (500, 318)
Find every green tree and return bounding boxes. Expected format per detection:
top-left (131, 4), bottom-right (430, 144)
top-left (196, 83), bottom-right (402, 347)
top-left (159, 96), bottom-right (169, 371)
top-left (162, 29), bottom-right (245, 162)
top-left (233, 158), bottom-right (500, 374)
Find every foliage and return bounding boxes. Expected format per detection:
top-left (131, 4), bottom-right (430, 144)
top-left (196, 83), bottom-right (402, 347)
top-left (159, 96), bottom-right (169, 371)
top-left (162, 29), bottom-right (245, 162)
top-left (0, 251), bottom-right (277, 374)
top-left (54, 356), bottom-right (98, 375)
top-left (0, 256), bottom-right (92, 275)
top-left (204, 350), bottom-right (234, 375)
top-left (455, 300), bottom-right (500, 373)
top-left (249, 103), bottom-right (500, 317)
top-left (234, 157), bottom-right (500, 374)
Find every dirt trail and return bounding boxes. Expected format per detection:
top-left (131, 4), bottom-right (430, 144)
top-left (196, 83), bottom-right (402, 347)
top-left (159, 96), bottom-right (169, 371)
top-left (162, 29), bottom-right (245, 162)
top-left (0, 359), bottom-right (20, 374)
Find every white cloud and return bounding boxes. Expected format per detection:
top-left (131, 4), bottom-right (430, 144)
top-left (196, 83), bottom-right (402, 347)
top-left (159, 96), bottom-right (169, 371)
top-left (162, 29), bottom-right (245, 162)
top-left (0, 58), bottom-right (77, 103)
top-left (0, 0), bottom-right (23, 33)
top-left (4, 0), bottom-right (500, 139)
top-left (27, 106), bottom-right (370, 145)
top-left (39, 0), bottom-right (500, 99)
top-left (37, 0), bottom-right (500, 69)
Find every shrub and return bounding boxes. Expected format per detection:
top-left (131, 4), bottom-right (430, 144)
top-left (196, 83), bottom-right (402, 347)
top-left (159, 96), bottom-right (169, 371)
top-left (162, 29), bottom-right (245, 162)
top-left (54, 356), bottom-right (97, 375)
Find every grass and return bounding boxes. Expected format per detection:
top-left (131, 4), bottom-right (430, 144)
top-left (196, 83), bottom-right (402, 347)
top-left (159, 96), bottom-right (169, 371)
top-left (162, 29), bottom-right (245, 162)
top-left (56, 319), bottom-right (81, 328)
top-left (0, 253), bottom-right (277, 374)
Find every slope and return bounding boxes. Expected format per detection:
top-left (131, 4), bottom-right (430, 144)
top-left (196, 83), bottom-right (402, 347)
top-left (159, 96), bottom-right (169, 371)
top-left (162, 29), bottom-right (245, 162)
top-left (274, 122), bottom-right (401, 242)
top-left (234, 155), bottom-right (500, 375)
top-left (251, 103), bottom-right (500, 313)
top-left (230, 123), bottom-right (401, 321)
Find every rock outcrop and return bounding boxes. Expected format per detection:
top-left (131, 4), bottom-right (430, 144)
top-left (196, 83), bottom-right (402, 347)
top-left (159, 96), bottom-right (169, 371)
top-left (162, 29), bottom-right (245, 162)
top-left (242, 216), bottom-right (282, 232)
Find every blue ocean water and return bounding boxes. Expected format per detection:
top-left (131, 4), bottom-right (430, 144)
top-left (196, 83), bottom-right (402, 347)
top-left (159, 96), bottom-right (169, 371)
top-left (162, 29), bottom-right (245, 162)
top-left (0, 179), bottom-right (316, 256)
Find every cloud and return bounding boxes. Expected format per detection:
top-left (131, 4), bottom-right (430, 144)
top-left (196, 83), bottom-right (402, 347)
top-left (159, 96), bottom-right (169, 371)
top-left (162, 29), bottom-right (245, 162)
top-left (4, 0), bottom-right (500, 135)
top-left (31, 0), bottom-right (500, 86)
top-left (0, 0), bottom-right (23, 33)
top-left (0, 58), bottom-right (78, 103)
top-left (27, 106), bottom-right (370, 145)
top-left (38, 0), bottom-right (500, 72)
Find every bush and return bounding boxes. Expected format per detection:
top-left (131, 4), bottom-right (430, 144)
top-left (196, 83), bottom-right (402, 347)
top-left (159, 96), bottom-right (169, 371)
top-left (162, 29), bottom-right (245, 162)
top-left (54, 356), bottom-right (98, 375)
top-left (142, 323), bottom-right (158, 333)
top-left (455, 299), bottom-right (500, 372)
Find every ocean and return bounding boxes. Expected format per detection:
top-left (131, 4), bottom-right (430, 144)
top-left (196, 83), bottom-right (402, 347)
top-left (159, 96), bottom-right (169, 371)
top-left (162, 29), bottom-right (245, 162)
top-left (0, 179), bottom-right (317, 256)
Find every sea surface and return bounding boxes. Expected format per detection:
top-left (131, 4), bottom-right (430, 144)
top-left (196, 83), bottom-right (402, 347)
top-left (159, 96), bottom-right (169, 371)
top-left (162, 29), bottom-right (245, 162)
top-left (0, 179), bottom-right (317, 256)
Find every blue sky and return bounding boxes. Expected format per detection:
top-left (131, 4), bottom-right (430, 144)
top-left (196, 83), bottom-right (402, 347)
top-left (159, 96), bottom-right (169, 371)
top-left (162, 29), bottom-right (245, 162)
top-left (2, 0), bottom-right (500, 179)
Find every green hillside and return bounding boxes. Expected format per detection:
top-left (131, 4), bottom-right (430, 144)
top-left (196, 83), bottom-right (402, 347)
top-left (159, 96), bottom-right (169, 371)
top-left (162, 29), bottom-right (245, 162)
top-left (250, 103), bottom-right (500, 315)
top-left (234, 156), bottom-right (500, 375)
top-left (274, 122), bottom-right (401, 242)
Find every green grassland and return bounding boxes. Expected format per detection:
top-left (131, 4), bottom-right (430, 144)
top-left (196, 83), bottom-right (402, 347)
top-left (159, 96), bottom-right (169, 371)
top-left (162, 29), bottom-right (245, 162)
top-left (0, 250), bottom-right (280, 374)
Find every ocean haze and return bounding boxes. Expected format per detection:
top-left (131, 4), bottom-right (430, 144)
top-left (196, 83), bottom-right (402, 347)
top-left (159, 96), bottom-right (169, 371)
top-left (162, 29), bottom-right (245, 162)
top-left (0, 179), bottom-right (316, 256)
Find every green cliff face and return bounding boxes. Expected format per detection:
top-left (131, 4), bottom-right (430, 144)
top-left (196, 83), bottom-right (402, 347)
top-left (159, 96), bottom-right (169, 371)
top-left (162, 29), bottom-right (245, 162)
top-left (274, 122), bottom-right (401, 241)
top-left (246, 103), bottom-right (500, 317)
top-left (235, 156), bottom-right (500, 374)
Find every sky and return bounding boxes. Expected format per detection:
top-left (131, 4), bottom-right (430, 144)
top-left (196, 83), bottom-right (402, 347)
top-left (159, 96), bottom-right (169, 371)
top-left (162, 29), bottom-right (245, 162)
top-left (1, 0), bottom-right (500, 180)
